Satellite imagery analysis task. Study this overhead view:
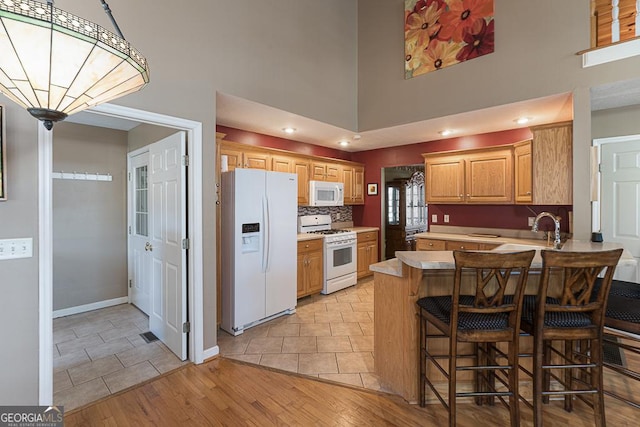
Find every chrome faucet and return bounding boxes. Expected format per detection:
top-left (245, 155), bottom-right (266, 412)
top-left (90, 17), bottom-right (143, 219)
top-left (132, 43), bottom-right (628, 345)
top-left (532, 212), bottom-right (562, 249)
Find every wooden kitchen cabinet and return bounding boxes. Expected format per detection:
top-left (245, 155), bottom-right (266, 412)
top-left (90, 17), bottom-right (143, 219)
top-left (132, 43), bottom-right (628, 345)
top-left (424, 146), bottom-right (514, 204)
top-left (220, 146), bottom-right (244, 171)
top-left (341, 164), bottom-right (365, 205)
top-left (444, 240), bottom-right (480, 251)
top-left (416, 238), bottom-right (446, 251)
top-left (424, 155), bottom-right (465, 203)
top-left (417, 237), bottom-right (498, 251)
top-left (357, 230), bottom-right (378, 279)
top-left (465, 148), bottom-right (513, 203)
top-left (220, 144), bottom-right (271, 170)
top-left (311, 161), bottom-right (340, 182)
top-left (297, 239), bottom-right (324, 298)
top-left (272, 154), bottom-right (311, 205)
top-left (529, 122), bottom-right (573, 205)
top-left (514, 140), bottom-right (533, 203)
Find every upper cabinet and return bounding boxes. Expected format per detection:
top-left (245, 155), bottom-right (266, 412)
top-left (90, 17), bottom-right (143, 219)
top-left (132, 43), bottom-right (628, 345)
top-left (528, 122), bottom-right (573, 205)
top-left (424, 146), bottom-right (513, 204)
top-left (311, 161), bottom-right (340, 182)
top-left (514, 140), bottom-right (532, 203)
top-left (217, 136), bottom-right (364, 206)
top-left (424, 122), bottom-right (572, 206)
top-left (341, 164), bottom-right (365, 205)
top-left (272, 154), bottom-right (310, 205)
top-left (220, 145), bottom-right (270, 170)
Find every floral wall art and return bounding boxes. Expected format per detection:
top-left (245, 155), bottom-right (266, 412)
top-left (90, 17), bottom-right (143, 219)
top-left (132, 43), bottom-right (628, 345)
top-left (405, 0), bottom-right (495, 78)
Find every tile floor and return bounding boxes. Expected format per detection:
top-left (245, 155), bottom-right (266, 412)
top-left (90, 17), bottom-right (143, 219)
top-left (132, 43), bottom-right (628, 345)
top-left (217, 276), bottom-right (387, 391)
top-left (53, 303), bottom-right (188, 410)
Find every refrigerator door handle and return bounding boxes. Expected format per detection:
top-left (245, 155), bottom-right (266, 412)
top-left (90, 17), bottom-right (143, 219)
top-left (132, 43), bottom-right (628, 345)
top-left (262, 195), bottom-right (270, 272)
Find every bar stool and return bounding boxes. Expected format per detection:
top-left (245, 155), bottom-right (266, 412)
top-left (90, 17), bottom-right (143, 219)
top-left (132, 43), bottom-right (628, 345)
top-left (597, 278), bottom-right (640, 408)
top-left (519, 249), bottom-right (623, 427)
top-left (417, 249), bottom-right (535, 427)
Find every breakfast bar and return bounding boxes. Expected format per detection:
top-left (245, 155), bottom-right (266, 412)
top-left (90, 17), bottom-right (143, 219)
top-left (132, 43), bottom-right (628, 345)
top-left (370, 241), bottom-right (637, 404)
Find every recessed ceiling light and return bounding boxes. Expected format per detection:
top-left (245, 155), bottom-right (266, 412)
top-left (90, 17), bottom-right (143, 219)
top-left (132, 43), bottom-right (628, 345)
top-left (282, 127), bottom-right (296, 134)
top-left (515, 117), bottom-right (531, 125)
top-left (339, 140), bottom-right (350, 147)
top-left (439, 129), bottom-right (453, 136)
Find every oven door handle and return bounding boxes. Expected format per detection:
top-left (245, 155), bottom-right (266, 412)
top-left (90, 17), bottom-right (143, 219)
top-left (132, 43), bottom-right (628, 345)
top-left (326, 240), bottom-right (357, 251)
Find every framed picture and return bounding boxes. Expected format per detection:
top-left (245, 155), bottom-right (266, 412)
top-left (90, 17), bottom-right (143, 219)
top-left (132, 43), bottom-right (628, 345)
top-left (367, 183), bottom-right (378, 196)
top-left (0, 104), bottom-right (5, 201)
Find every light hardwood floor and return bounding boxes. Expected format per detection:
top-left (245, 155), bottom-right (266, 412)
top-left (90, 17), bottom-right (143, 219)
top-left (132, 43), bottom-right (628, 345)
top-left (65, 356), bottom-right (640, 426)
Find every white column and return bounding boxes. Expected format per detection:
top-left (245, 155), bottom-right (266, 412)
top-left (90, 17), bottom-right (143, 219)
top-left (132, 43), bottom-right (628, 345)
top-left (612, 0), bottom-right (620, 42)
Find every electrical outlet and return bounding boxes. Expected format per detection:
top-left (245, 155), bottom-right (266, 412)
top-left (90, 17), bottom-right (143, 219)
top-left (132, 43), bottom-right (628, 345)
top-left (528, 217), bottom-right (535, 227)
top-left (431, 214), bottom-right (438, 223)
top-left (444, 214), bottom-right (450, 223)
top-left (0, 238), bottom-right (33, 260)
top-left (336, 213), bottom-right (341, 220)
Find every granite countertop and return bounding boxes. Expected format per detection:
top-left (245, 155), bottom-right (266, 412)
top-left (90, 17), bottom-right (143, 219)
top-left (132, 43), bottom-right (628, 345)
top-left (370, 239), bottom-right (637, 277)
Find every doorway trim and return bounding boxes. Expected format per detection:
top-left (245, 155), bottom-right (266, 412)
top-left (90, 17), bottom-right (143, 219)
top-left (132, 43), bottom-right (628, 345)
top-left (38, 103), bottom-right (206, 405)
top-left (591, 134), bottom-right (640, 233)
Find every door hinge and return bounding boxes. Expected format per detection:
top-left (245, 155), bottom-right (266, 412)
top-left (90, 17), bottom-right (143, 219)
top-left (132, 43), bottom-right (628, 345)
top-left (128, 171), bottom-right (131, 181)
top-left (182, 238), bottom-right (189, 250)
top-left (598, 163), bottom-right (602, 173)
top-left (183, 321), bottom-right (190, 333)
top-left (128, 225), bottom-right (132, 234)
top-left (129, 279), bottom-right (132, 288)
top-left (182, 155), bottom-right (189, 167)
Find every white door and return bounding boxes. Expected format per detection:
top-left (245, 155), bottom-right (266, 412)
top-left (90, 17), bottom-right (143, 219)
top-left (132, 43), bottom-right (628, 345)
top-left (148, 132), bottom-right (187, 360)
top-left (601, 138), bottom-right (640, 281)
top-left (129, 152), bottom-right (151, 314)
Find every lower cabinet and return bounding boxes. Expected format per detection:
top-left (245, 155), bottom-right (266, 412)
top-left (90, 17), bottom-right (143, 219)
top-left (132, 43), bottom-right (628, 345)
top-left (297, 239), bottom-right (324, 298)
top-left (417, 238), bottom-right (499, 251)
top-left (357, 231), bottom-right (379, 279)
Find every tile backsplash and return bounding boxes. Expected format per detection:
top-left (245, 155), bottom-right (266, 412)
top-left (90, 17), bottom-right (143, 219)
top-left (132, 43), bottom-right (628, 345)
top-left (298, 206), bottom-right (353, 223)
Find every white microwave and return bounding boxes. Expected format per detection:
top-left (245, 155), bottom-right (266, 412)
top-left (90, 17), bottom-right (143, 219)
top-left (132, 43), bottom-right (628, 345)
top-left (309, 180), bottom-right (344, 206)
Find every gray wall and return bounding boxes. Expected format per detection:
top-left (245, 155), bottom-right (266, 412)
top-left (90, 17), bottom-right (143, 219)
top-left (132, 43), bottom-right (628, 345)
top-left (592, 105), bottom-right (640, 139)
top-left (0, 0), bottom-right (358, 403)
top-left (128, 124), bottom-right (179, 153)
top-left (52, 123), bottom-right (128, 311)
top-left (0, 103), bottom-right (40, 404)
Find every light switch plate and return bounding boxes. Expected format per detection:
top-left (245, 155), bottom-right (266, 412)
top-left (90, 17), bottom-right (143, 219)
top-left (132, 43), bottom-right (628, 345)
top-left (444, 214), bottom-right (450, 223)
top-left (528, 217), bottom-right (535, 227)
top-left (0, 238), bottom-right (33, 260)
top-left (431, 214), bottom-right (438, 223)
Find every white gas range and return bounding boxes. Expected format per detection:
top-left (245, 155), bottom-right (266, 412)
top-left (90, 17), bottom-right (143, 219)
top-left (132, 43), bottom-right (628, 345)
top-left (298, 215), bottom-right (357, 294)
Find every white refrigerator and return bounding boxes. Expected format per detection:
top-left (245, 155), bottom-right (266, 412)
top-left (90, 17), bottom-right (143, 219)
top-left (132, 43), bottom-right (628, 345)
top-left (221, 169), bottom-right (298, 335)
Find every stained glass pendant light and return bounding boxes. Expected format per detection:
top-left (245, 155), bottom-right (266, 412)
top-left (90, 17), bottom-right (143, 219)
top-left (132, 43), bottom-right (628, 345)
top-left (0, 0), bottom-right (149, 130)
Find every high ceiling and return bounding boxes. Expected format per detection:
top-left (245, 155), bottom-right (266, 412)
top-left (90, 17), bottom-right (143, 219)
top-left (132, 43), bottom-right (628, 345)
top-left (67, 77), bottom-right (640, 148)
top-left (216, 92), bottom-right (574, 152)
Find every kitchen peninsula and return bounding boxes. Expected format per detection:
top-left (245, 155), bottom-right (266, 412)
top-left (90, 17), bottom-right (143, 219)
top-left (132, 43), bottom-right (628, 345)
top-left (370, 240), bottom-right (637, 403)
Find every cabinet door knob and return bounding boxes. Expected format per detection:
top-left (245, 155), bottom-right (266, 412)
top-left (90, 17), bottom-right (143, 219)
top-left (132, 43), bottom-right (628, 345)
top-left (526, 191), bottom-right (531, 195)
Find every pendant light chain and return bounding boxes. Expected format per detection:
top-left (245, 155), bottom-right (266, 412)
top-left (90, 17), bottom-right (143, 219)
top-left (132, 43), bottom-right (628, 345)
top-left (99, 0), bottom-right (125, 39)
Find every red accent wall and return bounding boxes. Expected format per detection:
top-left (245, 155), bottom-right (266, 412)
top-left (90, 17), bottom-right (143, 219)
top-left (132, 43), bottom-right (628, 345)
top-left (217, 125), bottom-right (352, 160)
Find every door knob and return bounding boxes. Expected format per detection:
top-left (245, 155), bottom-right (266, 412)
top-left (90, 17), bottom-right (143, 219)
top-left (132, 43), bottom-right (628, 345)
top-left (145, 242), bottom-right (153, 251)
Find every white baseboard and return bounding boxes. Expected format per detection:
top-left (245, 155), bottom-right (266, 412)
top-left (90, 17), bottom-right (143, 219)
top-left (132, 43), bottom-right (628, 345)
top-left (202, 345), bottom-right (220, 362)
top-left (53, 296), bottom-right (129, 318)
